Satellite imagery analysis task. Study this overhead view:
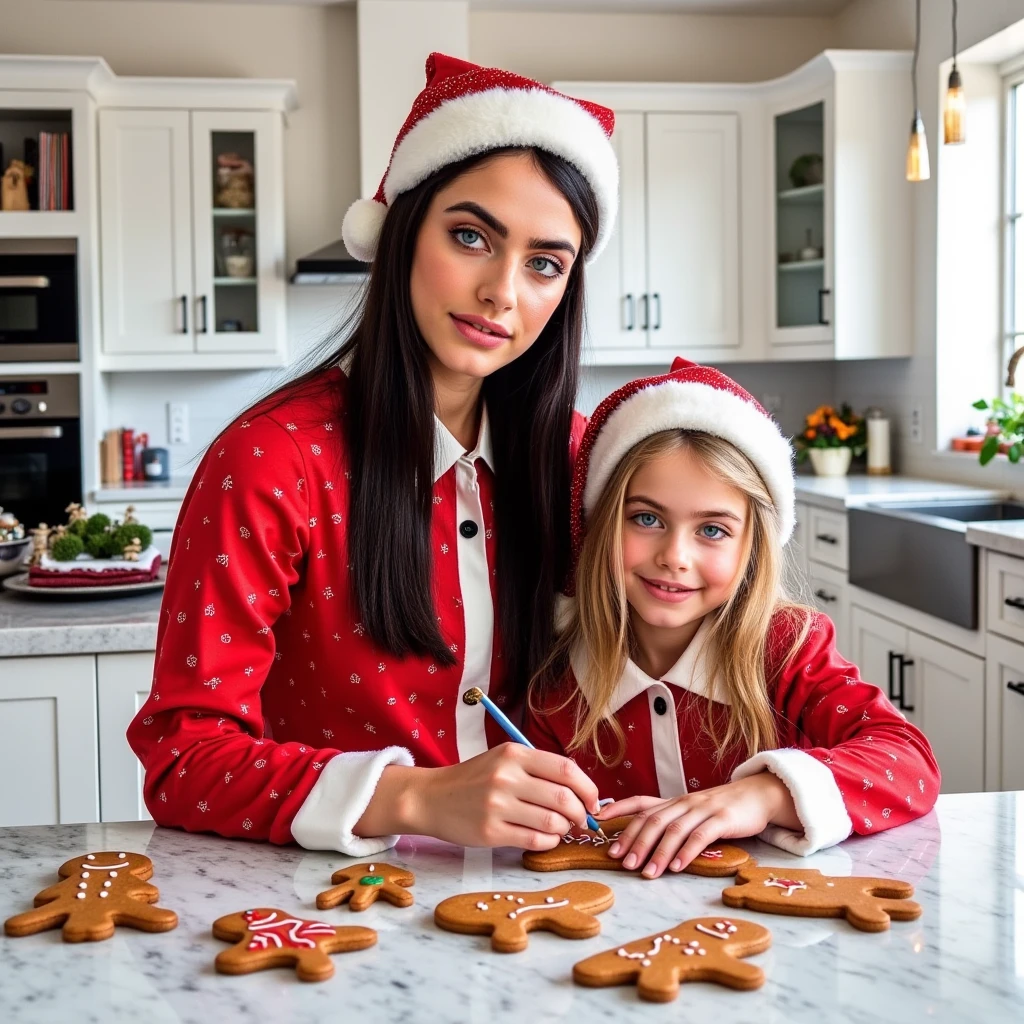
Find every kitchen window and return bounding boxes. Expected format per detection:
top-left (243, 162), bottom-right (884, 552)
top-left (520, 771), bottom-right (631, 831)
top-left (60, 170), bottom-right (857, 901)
top-left (1004, 71), bottom-right (1024, 384)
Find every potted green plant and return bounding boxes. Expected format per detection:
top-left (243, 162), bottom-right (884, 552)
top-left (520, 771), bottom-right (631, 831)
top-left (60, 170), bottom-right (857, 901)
top-left (794, 403), bottom-right (867, 476)
top-left (971, 394), bottom-right (1024, 464)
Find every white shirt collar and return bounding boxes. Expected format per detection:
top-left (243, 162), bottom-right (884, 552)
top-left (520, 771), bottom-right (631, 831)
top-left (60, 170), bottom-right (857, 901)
top-left (433, 404), bottom-right (494, 484)
top-left (570, 616), bottom-right (729, 715)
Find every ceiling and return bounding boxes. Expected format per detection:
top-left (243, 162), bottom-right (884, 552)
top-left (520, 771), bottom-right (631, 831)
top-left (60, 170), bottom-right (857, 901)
top-left (104, 0), bottom-right (855, 16)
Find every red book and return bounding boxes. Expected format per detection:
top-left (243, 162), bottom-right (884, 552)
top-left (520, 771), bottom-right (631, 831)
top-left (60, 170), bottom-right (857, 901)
top-left (122, 428), bottom-right (135, 482)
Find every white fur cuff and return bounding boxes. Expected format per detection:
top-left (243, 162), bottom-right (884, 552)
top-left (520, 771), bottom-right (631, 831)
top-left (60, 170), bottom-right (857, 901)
top-left (291, 746), bottom-right (415, 856)
top-left (731, 747), bottom-right (852, 856)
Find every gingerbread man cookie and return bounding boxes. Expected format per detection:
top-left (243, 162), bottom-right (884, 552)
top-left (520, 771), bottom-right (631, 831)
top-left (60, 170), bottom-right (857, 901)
top-left (4, 851), bottom-right (178, 943)
top-left (573, 916), bottom-right (771, 1003)
top-left (213, 908), bottom-right (377, 981)
top-left (522, 816), bottom-right (752, 878)
top-left (721, 865), bottom-right (922, 932)
top-left (434, 881), bottom-right (614, 953)
top-left (316, 861), bottom-right (415, 912)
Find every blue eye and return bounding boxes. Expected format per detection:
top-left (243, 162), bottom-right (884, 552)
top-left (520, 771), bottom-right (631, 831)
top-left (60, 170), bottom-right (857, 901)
top-left (700, 524), bottom-right (727, 540)
top-left (632, 512), bottom-right (660, 529)
top-left (529, 256), bottom-right (563, 278)
top-left (453, 228), bottom-right (485, 249)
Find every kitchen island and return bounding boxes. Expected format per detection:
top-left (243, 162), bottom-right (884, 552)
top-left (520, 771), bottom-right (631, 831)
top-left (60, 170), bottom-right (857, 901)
top-left (1, 792), bottom-right (1020, 1023)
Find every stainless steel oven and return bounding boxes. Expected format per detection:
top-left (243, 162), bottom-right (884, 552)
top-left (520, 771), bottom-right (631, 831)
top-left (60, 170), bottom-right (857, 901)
top-left (0, 376), bottom-right (81, 529)
top-left (0, 244), bottom-right (79, 362)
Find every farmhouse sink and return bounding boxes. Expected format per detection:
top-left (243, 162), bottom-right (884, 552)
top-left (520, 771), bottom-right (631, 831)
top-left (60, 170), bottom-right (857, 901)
top-left (847, 501), bottom-right (1024, 629)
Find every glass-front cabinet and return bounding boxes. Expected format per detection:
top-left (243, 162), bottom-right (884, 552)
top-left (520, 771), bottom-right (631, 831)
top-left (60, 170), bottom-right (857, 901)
top-left (770, 94), bottom-right (833, 345)
top-left (99, 107), bottom-right (285, 365)
top-left (191, 112), bottom-right (283, 355)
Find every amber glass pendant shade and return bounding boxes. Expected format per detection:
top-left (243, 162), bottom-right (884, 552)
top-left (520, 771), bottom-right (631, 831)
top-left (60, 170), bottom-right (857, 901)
top-left (943, 67), bottom-right (966, 145)
top-left (906, 112), bottom-right (931, 182)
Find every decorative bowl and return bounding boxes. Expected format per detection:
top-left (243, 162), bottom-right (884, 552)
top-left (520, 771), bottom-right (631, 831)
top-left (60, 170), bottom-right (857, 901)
top-left (0, 538), bottom-right (31, 578)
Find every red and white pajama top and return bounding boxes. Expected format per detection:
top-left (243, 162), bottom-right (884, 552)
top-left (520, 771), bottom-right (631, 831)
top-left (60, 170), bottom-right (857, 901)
top-left (526, 611), bottom-right (941, 855)
top-left (127, 369), bottom-right (583, 855)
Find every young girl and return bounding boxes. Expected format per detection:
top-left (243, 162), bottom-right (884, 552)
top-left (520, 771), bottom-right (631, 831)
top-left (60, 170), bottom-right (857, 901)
top-left (527, 358), bottom-right (940, 878)
top-left (127, 54), bottom-right (617, 856)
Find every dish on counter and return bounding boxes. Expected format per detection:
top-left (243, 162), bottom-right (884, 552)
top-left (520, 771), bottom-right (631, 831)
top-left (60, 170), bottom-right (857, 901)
top-left (2, 563), bottom-right (166, 599)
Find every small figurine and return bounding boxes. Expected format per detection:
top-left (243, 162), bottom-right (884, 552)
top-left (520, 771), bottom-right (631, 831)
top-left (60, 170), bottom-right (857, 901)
top-left (0, 507), bottom-right (26, 542)
top-left (123, 504), bottom-right (138, 525)
top-left (65, 502), bottom-right (88, 525)
top-left (122, 537), bottom-right (142, 562)
top-left (29, 524), bottom-right (51, 566)
top-left (1, 160), bottom-right (32, 212)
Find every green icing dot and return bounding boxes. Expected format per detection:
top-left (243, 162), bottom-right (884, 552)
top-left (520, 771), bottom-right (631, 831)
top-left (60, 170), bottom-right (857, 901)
top-left (359, 875), bottom-right (384, 886)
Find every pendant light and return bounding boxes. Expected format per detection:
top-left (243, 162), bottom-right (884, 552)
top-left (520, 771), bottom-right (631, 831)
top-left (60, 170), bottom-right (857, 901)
top-left (943, 0), bottom-right (966, 144)
top-left (907, 0), bottom-right (931, 181)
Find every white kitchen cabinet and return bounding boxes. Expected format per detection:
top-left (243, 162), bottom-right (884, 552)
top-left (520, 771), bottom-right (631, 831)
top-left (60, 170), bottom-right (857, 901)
top-left (767, 53), bottom-right (913, 360)
top-left (984, 550), bottom-right (1024, 646)
top-left (808, 560), bottom-right (849, 659)
top-left (0, 655), bottom-right (99, 826)
top-left (806, 505), bottom-right (848, 571)
top-left (97, 652), bottom-right (156, 823)
top-left (983, 633), bottom-right (1024, 792)
top-left (99, 97), bottom-right (289, 369)
top-left (850, 606), bottom-right (984, 794)
top-left (582, 110), bottom-right (740, 360)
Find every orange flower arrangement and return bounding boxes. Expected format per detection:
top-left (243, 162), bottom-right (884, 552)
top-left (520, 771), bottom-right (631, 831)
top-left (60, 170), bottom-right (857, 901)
top-left (795, 403), bottom-right (866, 461)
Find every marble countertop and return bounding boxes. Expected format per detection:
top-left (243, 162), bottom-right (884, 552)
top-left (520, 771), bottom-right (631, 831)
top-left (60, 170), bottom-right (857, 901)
top-left (794, 474), bottom-right (1007, 512)
top-left (966, 521), bottom-right (1024, 559)
top-left (92, 478), bottom-right (193, 504)
top-left (0, 588), bottom-right (160, 657)
top-left (1, 792), bottom-right (1021, 1023)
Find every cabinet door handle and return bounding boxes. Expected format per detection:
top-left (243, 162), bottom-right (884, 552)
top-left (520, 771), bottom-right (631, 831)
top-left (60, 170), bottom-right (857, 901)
top-left (1007, 681), bottom-right (1024, 697)
top-left (197, 295), bottom-right (208, 334)
top-left (639, 294), bottom-right (649, 330)
top-left (178, 295), bottom-right (188, 334)
top-left (1004, 596), bottom-right (1024, 610)
top-left (651, 292), bottom-right (661, 330)
top-left (815, 533), bottom-right (839, 545)
top-left (887, 650), bottom-right (899, 702)
top-left (813, 588), bottom-right (836, 604)
top-left (818, 288), bottom-right (831, 326)
top-left (898, 655), bottom-right (915, 713)
top-left (623, 294), bottom-right (635, 331)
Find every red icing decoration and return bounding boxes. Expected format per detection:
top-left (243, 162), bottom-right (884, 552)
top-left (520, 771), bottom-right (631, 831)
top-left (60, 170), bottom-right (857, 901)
top-left (243, 909), bottom-right (337, 951)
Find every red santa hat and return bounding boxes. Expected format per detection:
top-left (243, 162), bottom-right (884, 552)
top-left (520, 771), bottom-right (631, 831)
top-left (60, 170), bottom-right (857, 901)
top-left (342, 52), bottom-right (618, 264)
top-left (568, 358), bottom-right (796, 590)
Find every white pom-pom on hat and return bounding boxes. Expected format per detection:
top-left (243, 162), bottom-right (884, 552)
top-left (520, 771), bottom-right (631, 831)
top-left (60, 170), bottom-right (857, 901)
top-left (341, 198), bottom-right (388, 264)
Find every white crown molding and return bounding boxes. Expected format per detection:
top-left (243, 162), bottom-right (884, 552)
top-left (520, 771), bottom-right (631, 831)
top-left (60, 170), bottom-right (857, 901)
top-left (0, 55), bottom-right (297, 112)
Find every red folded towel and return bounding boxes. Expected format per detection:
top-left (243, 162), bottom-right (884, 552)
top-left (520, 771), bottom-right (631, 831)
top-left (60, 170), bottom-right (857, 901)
top-left (28, 555), bottom-right (162, 588)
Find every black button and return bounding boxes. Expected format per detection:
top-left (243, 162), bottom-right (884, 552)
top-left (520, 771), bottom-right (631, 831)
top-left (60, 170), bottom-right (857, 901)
top-left (11, 398), bottom-right (31, 415)
top-left (459, 520), bottom-right (479, 539)
top-left (653, 696), bottom-right (668, 715)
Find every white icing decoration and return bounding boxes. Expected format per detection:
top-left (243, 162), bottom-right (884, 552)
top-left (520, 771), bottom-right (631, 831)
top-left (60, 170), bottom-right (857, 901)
top-left (99, 892), bottom-right (108, 898)
top-left (86, 855), bottom-right (95, 861)
top-left (688, 940), bottom-right (700, 948)
top-left (827, 882), bottom-right (835, 887)
top-left (118, 853), bottom-right (125, 858)
top-left (507, 899), bottom-right (569, 920)
top-left (76, 893), bottom-right (85, 899)
top-left (617, 934), bottom-right (675, 966)
top-left (103, 881), bottom-right (112, 888)
top-left (78, 883), bottom-right (87, 889)
top-left (764, 877), bottom-right (807, 897)
top-left (696, 921), bottom-right (738, 940)
top-left (368, 864), bottom-right (375, 872)
top-left (506, 895), bottom-right (514, 901)
top-left (83, 861), bottom-right (128, 872)
top-left (544, 897), bottom-right (555, 903)
top-left (493, 894), bottom-right (500, 900)
top-left (684, 947), bottom-right (694, 956)
top-left (699, 948), bottom-right (706, 956)
top-left (80, 872), bottom-right (89, 879)
top-left (516, 898), bottom-right (524, 904)
top-left (475, 902), bottom-right (489, 911)
top-left (109, 871), bottom-right (118, 878)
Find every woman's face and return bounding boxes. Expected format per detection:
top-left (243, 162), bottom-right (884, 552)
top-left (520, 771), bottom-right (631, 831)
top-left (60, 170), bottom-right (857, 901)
top-left (409, 150), bottom-right (583, 383)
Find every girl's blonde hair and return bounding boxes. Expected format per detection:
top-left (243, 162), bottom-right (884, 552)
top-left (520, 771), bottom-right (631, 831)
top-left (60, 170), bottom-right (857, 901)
top-left (534, 429), bottom-right (811, 767)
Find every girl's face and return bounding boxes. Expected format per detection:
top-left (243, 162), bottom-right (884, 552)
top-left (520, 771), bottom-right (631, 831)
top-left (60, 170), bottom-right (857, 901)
top-left (409, 151), bottom-right (582, 384)
top-left (621, 447), bottom-right (749, 638)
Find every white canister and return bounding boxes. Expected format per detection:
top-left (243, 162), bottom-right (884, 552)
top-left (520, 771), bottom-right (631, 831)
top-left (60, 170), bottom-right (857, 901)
top-left (866, 408), bottom-right (892, 475)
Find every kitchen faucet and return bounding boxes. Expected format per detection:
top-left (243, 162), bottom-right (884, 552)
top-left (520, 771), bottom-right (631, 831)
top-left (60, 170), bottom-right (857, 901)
top-left (1007, 345), bottom-right (1024, 387)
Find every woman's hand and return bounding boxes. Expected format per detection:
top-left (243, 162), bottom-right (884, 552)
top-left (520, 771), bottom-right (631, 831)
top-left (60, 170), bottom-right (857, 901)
top-left (596, 773), bottom-right (801, 879)
top-left (355, 743), bottom-right (600, 851)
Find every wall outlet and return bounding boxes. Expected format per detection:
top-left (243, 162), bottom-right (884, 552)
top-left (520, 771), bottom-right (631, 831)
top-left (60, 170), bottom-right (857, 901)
top-left (909, 404), bottom-right (923, 445)
top-left (168, 402), bottom-right (190, 445)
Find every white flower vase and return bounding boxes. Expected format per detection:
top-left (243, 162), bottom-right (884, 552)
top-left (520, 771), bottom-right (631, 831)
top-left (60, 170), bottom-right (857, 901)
top-left (808, 447), bottom-right (853, 477)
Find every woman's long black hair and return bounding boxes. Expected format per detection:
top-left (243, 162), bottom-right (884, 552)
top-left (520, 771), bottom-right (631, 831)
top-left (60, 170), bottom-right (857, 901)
top-left (275, 147), bottom-right (599, 699)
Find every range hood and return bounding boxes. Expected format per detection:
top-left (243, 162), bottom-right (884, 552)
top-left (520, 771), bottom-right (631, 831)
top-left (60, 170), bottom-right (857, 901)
top-left (291, 240), bottom-right (369, 284)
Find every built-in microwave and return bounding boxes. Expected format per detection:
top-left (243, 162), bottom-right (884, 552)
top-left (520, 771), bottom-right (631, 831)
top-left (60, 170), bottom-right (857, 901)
top-left (0, 243), bottom-right (79, 362)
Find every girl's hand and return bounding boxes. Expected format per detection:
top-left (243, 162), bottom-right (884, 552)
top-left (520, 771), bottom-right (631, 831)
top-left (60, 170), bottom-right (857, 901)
top-left (358, 743), bottom-right (600, 851)
top-left (596, 773), bottom-right (800, 879)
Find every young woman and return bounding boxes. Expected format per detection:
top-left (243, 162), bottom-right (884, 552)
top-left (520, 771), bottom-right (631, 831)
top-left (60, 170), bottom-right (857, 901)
top-left (127, 53), bottom-right (619, 856)
top-left (527, 358), bottom-right (940, 877)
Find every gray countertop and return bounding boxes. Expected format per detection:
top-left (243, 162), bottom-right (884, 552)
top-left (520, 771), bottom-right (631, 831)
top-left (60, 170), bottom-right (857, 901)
top-left (0, 587), bottom-right (160, 657)
top-left (0, 792), bottom-right (1020, 1023)
top-left (794, 474), bottom-right (1007, 512)
top-left (92, 478), bottom-right (193, 504)
top-left (966, 520), bottom-right (1024, 559)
